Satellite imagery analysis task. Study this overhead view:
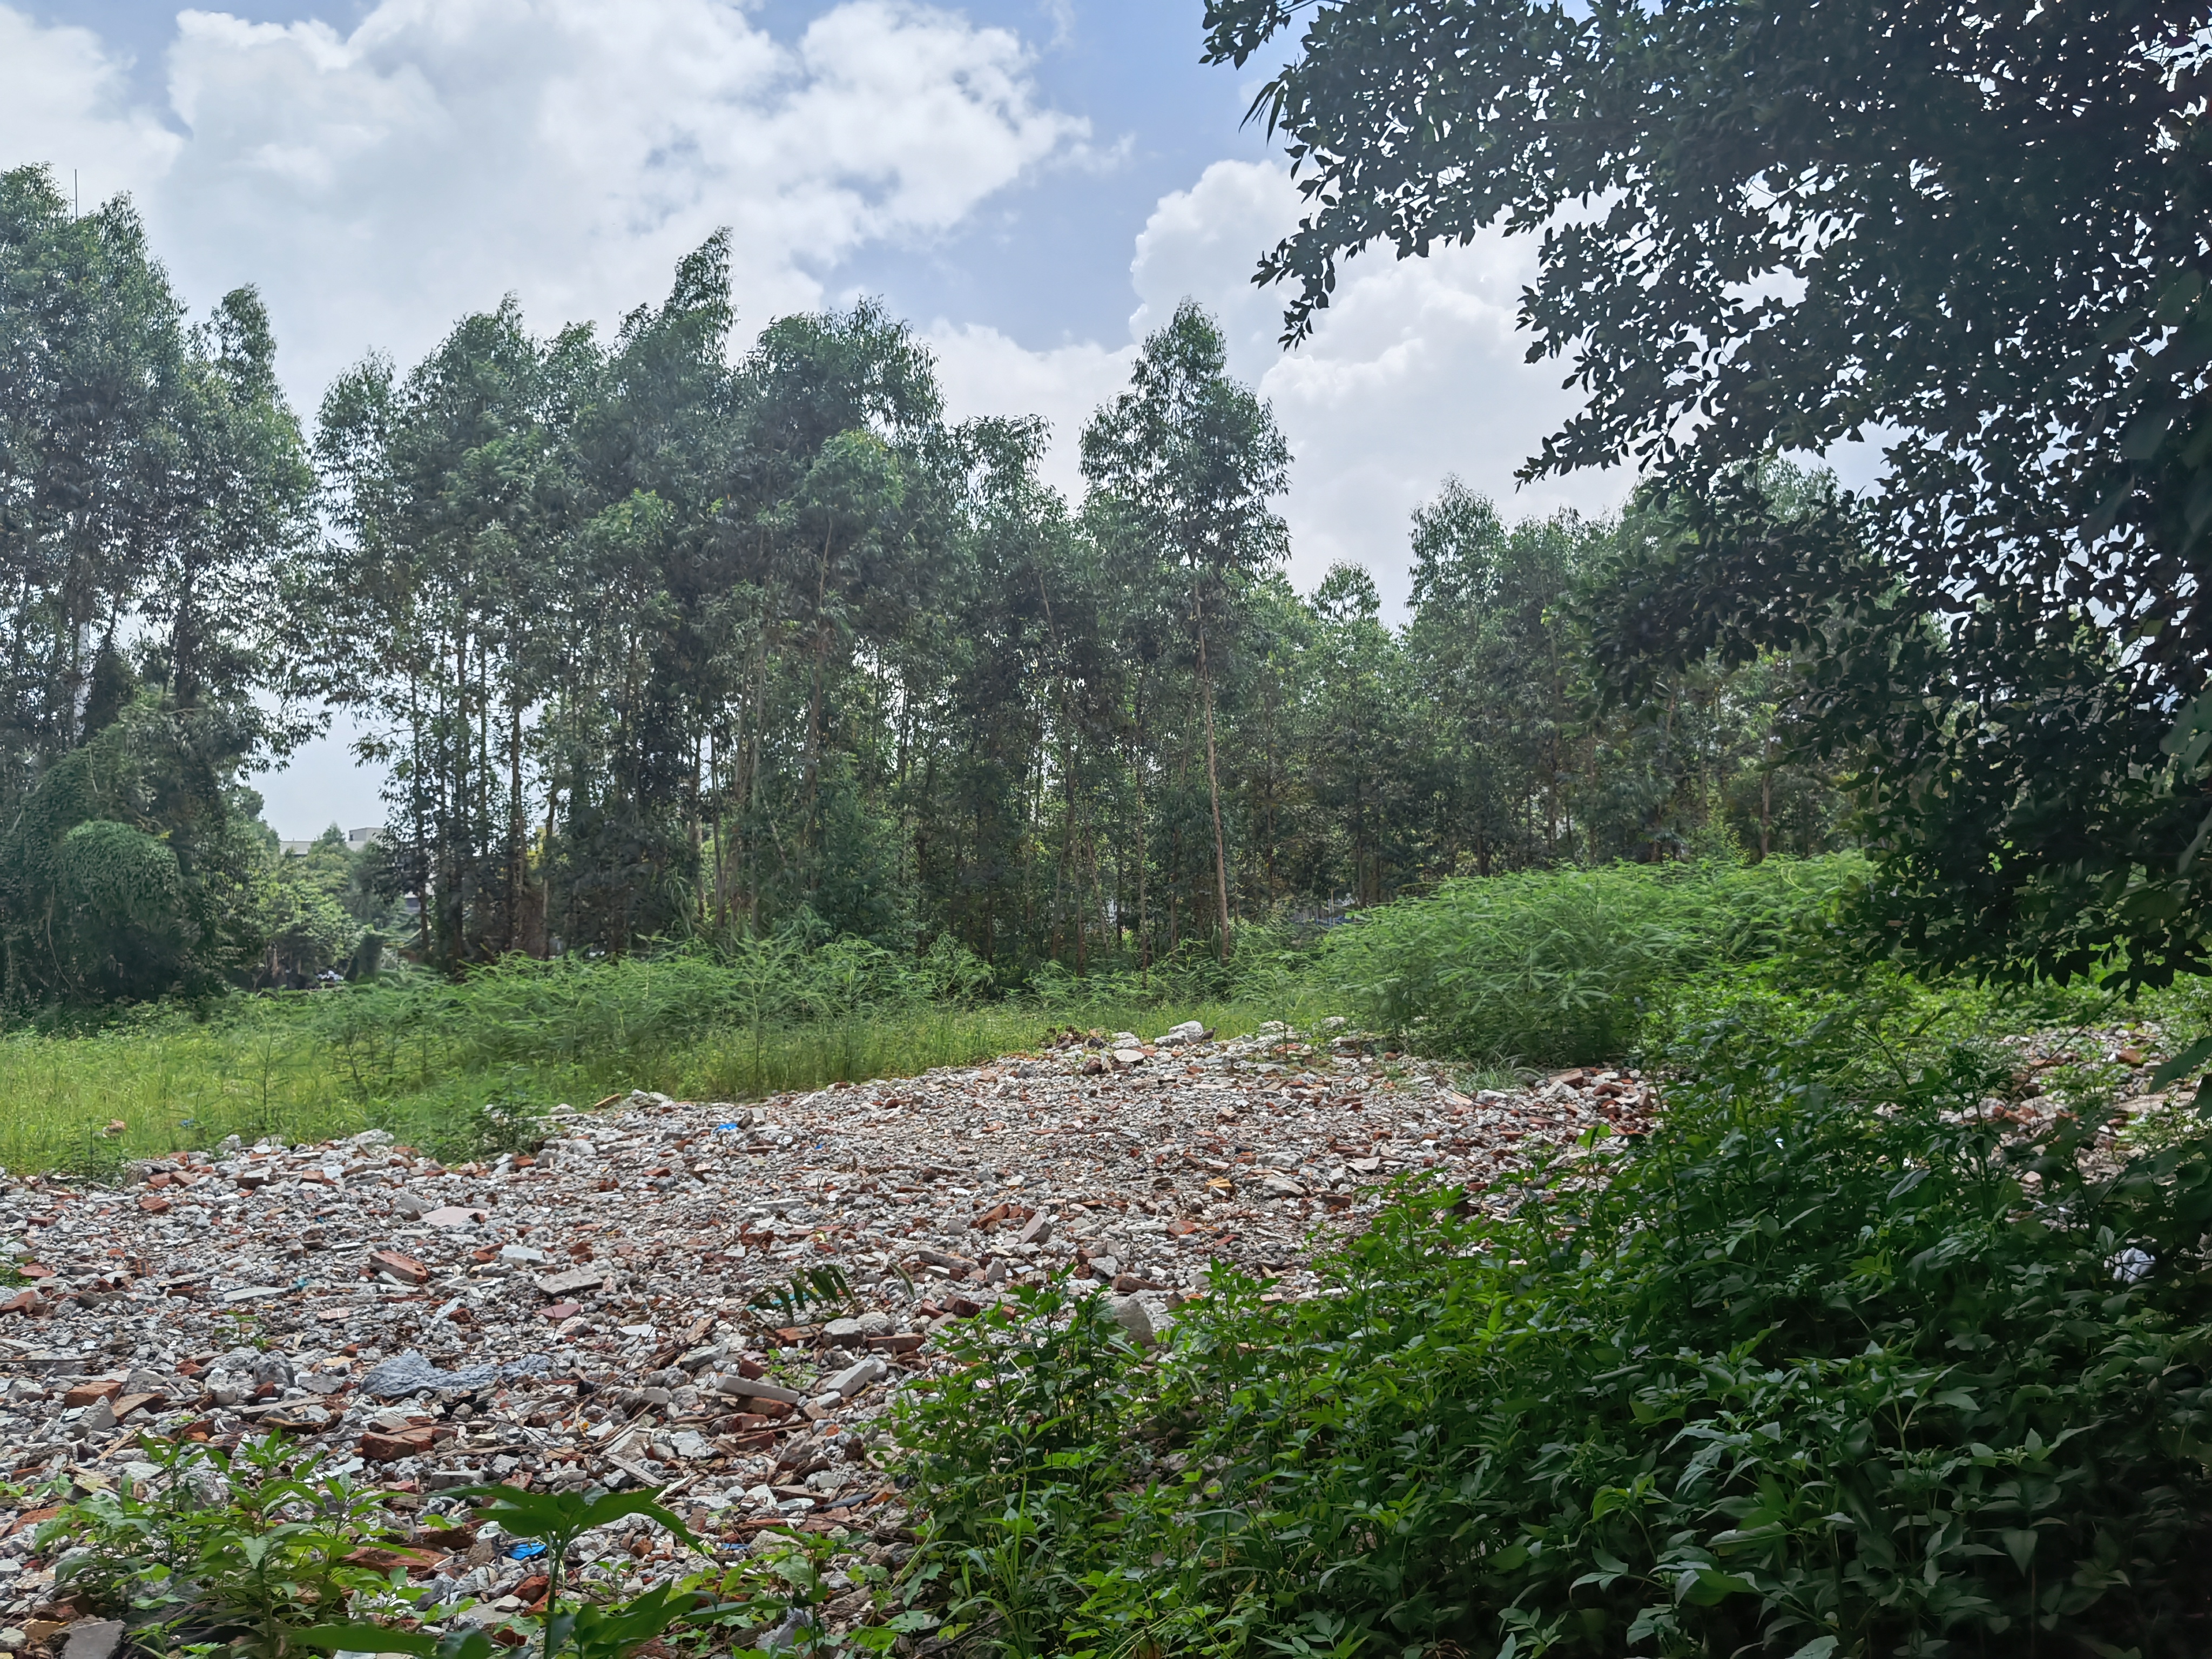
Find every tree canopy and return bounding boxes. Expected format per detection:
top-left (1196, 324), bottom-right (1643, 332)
top-left (1203, 0), bottom-right (2211, 983)
top-left (0, 161), bottom-right (1843, 1004)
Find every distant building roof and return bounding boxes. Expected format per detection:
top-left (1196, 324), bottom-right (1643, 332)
top-left (280, 826), bottom-right (382, 857)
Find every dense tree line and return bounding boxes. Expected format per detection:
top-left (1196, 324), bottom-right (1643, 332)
top-left (0, 160), bottom-right (1836, 1002)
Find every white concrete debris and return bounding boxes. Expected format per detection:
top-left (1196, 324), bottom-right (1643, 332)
top-left (0, 1021), bottom-right (1663, 1637)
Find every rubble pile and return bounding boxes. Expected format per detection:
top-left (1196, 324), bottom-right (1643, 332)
top-left (0, 1019), bottom-right (1658, 1638)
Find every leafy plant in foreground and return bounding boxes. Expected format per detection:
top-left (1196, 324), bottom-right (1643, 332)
top-left (43, 1435), bottom-right (397, 1656)
top-left (301, 1482), bottom-right (710, 1659)
top-left (896, 1003), bottom-right (2212, 1657)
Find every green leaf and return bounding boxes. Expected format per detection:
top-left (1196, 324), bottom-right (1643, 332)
top-left (2149, 1036), bottom-right (2212, 1091)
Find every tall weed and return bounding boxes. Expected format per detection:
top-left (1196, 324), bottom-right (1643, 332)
top-left (1320, 855), bottom-right (1859, 1066)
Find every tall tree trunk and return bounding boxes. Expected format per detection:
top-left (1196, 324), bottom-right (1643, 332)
top-left (1196, 611), bottom-right (1232, 963)
top-left (1133, 740), bottom-right (1149, 980)
top-left (508, 694), bottom-right (524, 954)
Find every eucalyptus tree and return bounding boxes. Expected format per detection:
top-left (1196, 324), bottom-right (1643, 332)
top-left (0, 165), bottom-right (313, 1002)
top-left (1081, 301), bottom-right (1290, 960)
top-left (310, 299), bottom-right (582, 966)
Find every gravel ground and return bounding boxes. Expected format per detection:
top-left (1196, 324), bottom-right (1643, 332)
top-left (0, 1009), bottom-right (2187, 1652)
top-left (0, 1018), bottom-right (1657, 1643)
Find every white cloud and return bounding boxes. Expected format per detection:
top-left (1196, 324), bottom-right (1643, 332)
top-left (2, 0), bottom-right (1089, 400)
top-left (0, 9), bottom-right (182, 199)
top-left (933, 160), bottom-right (1624, 612)
top-left (923, 321), bottom-right (1133, 498)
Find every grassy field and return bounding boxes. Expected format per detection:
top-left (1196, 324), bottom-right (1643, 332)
top-left (0, 965), bottom-right (1325, 1177)
top-left (7, 858), bottom-right (2187, 1181)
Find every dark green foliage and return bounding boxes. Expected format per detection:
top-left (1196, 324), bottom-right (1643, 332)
top-left (896, 1001), bottom-right (2212, 1657)
top-left (1317, 855), bottom-right (1856, 1066)
top-left (0, 163), bottom-right (313, 1007)
top-left (0, 696), bottom-right (268, 1002)
top-left (1199, 0), bottom-right (2210, 987)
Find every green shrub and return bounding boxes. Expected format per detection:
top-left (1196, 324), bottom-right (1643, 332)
top-left (1319, 856), bottom-right (1859, 1067)
top-left (895, 1000), bottom-right (2212, 1658)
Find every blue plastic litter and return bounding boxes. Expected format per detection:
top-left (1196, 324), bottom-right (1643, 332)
top-left (509, 1540), bottom-right (548, 1560)
top-left (713, 1122), bottom-right (743, 1133)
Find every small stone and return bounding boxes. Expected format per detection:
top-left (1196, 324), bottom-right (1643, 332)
top-left (1108, 1296), bottom-right (1155, 1346)
top-left (62, 1380), bottom-right (122, 1408)
top-left (1017, 1212), bottom-right (1053, 1245)
top-left (666, 1429), bottom-right (716, 1460)
top-left (59, 1621), bottom-right (125, 1659)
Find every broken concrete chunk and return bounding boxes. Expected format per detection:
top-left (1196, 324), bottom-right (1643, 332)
top-left (421, 1206), bottom-right (489, 1227)
top-left (359, 1350), bottom-right (556, 1399)
top-left (59, 1620), bottom-right (125, 1659)
top-left (709, 1374), bottom-right (803, 1406)
top-left (532, 1265), bottom-right (608, 1297)
top-left (826, 1356), bottom-right (888, 1398)
top-left (909, 1248), bottom-right (976, 1275)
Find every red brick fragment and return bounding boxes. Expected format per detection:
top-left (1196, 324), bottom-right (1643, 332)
top-left (369, 1249), bottom-right (430, 1285)
top-left (359, 1426), bottom-right (436, 1461)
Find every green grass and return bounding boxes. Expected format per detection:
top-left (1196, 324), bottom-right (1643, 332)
top-left (0, 953), bottom-right (1325, 1177)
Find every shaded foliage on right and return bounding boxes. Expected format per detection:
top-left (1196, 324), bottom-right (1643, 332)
top-left (897, 996), bottom-right (2212, 1657)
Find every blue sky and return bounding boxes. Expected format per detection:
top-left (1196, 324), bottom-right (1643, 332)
top-left (4, 0), bottom-right (1628, 835)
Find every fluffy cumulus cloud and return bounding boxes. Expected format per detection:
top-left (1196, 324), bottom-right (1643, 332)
top-left (0, 9), bottom-right (183, 192)
top-left (932, 161), bottom-right (1624, 608)
top-left (1, 0), bottom-right (1088, 398)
